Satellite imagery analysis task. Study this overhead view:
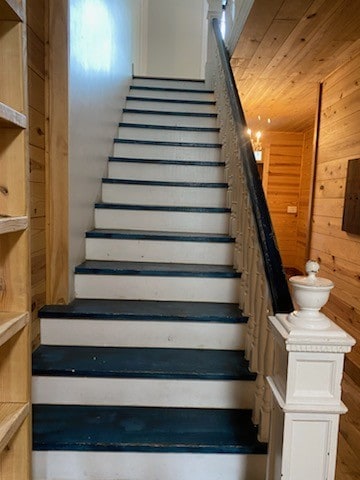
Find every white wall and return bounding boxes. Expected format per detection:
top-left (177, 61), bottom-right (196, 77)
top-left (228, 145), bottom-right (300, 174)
top-left (68, 0), bottom-right (141, 296)
top-left (144, 0), bottom-right (208, 79)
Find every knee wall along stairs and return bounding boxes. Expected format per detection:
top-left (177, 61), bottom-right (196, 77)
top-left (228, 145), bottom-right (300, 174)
top-left (32, 76), bottom-right (267, 480)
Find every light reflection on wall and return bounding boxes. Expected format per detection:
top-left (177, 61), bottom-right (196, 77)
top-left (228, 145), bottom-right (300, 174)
top-left (70, 0), bottom-right (114, 73)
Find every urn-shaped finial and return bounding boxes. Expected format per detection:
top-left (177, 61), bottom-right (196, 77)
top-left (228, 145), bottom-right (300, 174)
top-left (288, 260), bottom-right (334, 329)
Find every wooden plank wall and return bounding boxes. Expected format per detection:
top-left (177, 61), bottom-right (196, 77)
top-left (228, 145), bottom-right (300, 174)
top-left (262, 132), bottom-right (305, 268)
top-left (27, 0), bottom-right (46, 348)
top-left (310, 52), bottom-right (360, 385)
top-left (295, 126), bottom-right (314, 272)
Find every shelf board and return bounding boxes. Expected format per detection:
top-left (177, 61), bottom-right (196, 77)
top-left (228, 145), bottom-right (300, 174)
top-left (0, 102), bottom-right (26, 129)
top-left (0, 0), bottom-right (24, 21)
top-left (0, 216), bottom-right (28, 234)
top-left (0, 403), bottom-right (29, 454)
top-left (0, 312), bottom-right (28, 348)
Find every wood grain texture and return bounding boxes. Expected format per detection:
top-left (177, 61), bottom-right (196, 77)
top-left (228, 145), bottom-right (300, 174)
top-left (27, 0), bottom-right (46, 347)
top-left (310, 52), bottom-right (360, 385)
top-left (0, 21), bottom-right (24, 112)
top-left (0, 101), bottom-right (26, 128)
top-left (45, 0), bottom-right (69, 304)
top-left (262, 132), bottom-right (304, 267)
top-left (0, 403), bottom-right (28, 453)
top-left (0, 411), bottom-right (30, 479)
top-left (232, 0), bottom-right (360, 132)
top-left (336, 374), bottom-right (360, 480)
top-left (0, 216), bottom-right (27, 234)
top-left (295, 126), bottom-right (314, 271)
top-left (0, 0), bottom-right (24, 21)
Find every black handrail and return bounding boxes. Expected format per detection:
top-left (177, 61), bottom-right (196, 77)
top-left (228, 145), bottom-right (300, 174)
top-left (212, 18), bottom-right (293, 314)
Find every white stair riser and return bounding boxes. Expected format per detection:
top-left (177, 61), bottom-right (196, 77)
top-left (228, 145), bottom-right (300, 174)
top-left (86, 238), bottom-right (233, 265)
top-left (75, 275), bottom-right (239, 303)
top-left (122, 112), bottom-right (218, 128)
top-left (125, 100), bottom-right (216, 114)
top-left (33, 377), bottom-right (254, 409)
top-left (118, 126), bottom-right (219, 143)
top-left (128, 90), bottom-right (214, 101)
top-left (108, 162), bottom-right (225, 183)
top-left (33, 451), bottom-right (267, 480)
top-left (113, 143), bottom-right (221, 162)
top-left (102, 183), bottom-right (227, 208)
top-left (40, 318), bottom-right (246, 350)
top-left (132, 78), bottom-right (209, 90)
top-left (95, 209), bottom-right (230, 234)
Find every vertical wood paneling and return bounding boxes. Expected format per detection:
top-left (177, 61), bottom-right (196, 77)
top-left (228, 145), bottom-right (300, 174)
top-left (295, 126), bottom-right (314, 272)
top-left (27, 0), bottom-right (45, 348)
top-left (310, 52), bottom-right (360, 385)
top-left (263, 131), bottom-right (304, 268)
top-left (46, 0), bottom-right (69, 305)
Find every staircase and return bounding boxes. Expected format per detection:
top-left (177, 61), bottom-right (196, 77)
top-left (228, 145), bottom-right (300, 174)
top-left (32, 76), bottom-right (267, 480)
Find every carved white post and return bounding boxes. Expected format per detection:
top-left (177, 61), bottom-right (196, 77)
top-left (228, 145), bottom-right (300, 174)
top-left (205, 0), bottom-right (222, 88)
top-left (266, 261), bottom-right (355, 480)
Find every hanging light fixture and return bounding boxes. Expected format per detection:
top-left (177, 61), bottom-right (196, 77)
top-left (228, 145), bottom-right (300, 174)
top-left (246, 116), bottom-right (271, 162)
top-left (246, 128), bottom-right (263, 161)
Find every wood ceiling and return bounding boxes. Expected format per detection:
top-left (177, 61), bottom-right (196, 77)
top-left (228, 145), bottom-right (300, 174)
top-left (231, 0), bottom-right (360, 132)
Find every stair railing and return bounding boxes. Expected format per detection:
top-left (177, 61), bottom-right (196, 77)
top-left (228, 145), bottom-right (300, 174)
top-left (206, 13), bottom-right (293, 442)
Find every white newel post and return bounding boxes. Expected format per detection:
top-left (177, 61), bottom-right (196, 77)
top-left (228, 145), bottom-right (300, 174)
top-left (266, 261), bottom-right (355, 480)
top-left (205, 0), bottom-right (222, 88)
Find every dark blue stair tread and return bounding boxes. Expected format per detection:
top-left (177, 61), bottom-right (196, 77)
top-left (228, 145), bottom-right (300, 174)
top-left (102, 179), bottom-right (227, 188)
top-left (33, 346), bottom-right (255, 381)
top-left (95, 203), bottom-right (230, 213)
top-left (119, 122), bottom-right (219, 132)
top-left (123, 109), bottom-right (217, 118)
top-left (75, 261), bottom-right (241, 278)
top-left (133, 75), bottom-right (206, 83)
top-left (114, 139), bottom-right (221, 148)
top-left (86, 229), bottom-right (234, 243)
top-left (130, 86), bottom-right (213, 94)
top-left (108, 157), bottom-right (225, 167)
top-left (126, 96), bottom-right (216, 106)
top-left (39, 299), bottom-right (246, 323)
top-left (33, 405), bottom-right (267, 454)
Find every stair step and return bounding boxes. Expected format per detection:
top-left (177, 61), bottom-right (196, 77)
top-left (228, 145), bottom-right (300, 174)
top-left (94, 203), bottom-right (231, 234)
top-left (85, 229), bottom-right (234, 264)
top-left (132, 76), bottom-right (208, 89)
top-left (32, 346), bottom-right (255, 408)
top-left (33, 405), bottom-right (266, 454)
top-left (118, 123), bottom-right (219, 142)
top-left (113, 138), bottom-right (221, 162)
top-left (125, 97), bottom-right (216, 114)
top-left (39, 299), bottom-right (245, 322)
top-left (74, 261), bottom-right (240, 303)
top-left (33, 451), bottom-right (267, 480)
top-left (74, 260), bottom-right (241, 278)
top-left (39, 299), bottom-right (248, 350)
top-left (86, 228), bottom-right (234, 242)
top-left (122, 109), bottom-right (218, 128)
top-left (108, 157), bottom-right (226, 183)
top-left (101, 179), bottom-right (227, 208)
top-left (129, 85), bottom-right (214, 99)
top-left (114, 139), bottom-right (221, 148)
top-left (33, 345), bottom-right (254, 380)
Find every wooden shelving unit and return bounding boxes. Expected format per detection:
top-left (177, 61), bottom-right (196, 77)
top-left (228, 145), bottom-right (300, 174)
top-left (0, 0), bottom-right (31, 477)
